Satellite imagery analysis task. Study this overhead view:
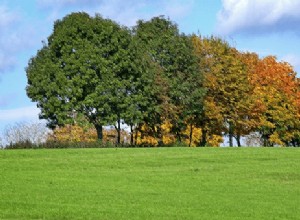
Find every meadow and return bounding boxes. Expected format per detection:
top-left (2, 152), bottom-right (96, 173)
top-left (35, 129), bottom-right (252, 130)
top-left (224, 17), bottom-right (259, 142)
top-left (0, 147), bottom-right (299, 219)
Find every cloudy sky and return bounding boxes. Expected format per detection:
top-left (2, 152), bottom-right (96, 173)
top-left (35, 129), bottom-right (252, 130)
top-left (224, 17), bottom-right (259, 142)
top-left (0, 0), bottom-right (300, 137)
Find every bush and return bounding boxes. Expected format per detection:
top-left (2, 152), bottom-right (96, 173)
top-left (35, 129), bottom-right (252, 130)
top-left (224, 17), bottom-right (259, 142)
top-left (5, 140), bottom-right (39, 149)
top-left (5, 140), bottom-right (122, 149)
top-left (41, 141), bottom-right (116, 149)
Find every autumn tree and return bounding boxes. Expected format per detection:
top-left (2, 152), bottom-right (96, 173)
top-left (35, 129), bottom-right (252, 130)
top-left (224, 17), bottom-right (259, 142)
top-left (250, 56), bottom-right (300, 146)
top-left (193, 36), bottom-right (253, 146)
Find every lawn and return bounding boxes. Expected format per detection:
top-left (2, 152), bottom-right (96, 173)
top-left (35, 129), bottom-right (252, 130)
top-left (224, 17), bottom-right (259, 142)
top-left (0, 147), bottom-right (299, 219)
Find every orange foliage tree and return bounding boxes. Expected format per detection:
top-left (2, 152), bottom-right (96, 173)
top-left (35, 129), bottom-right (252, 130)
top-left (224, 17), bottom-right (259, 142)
top-left (249, 56), bottom-right (300, 146)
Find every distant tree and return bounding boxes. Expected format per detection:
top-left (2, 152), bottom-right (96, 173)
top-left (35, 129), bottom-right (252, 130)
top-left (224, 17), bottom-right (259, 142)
top-left (2, 122), bottom-right (49, 146)
top-left (244, 132), bottom-right (264, 147)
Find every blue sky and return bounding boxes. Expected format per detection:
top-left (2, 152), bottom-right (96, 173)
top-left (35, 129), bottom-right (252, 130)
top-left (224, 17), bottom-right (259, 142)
top-left (0, 0), bottom-right (300, 138)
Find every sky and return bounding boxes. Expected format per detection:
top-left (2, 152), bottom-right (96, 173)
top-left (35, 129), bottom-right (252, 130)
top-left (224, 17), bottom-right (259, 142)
top-left (1, 0), bottom-right (300, 141)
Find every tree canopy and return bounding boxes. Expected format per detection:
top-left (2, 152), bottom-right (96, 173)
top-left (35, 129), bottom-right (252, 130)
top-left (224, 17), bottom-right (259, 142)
top-left (26, 12), bottom-right (300, 147)
top-left (27, 12), bottom-right (146, 142)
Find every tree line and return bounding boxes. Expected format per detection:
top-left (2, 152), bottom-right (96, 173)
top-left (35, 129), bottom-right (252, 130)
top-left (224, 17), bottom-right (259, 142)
top-left (26, 12), bottom-right (300, 147)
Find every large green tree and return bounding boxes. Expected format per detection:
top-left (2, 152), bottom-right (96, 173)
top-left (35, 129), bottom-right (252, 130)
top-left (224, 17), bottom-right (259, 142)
top-left (26, 12), bottom-right (140, 141)
top-left (133, 16), bottom-right (205, 145)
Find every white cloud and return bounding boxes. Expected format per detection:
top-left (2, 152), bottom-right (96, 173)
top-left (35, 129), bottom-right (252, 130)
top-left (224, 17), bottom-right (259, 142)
top-left (37, 0), bottom-right (194, 27)
top-left (0, 3), bottom-right (41, 74)
top-left (0, 105), bottom-right (40, 121)
top-left (160, 0), bottom-right (195, 20)
top-left (216, 0), bottom-right (300, 35)
top-left (281, 54), bottom-right (300, 72)
top-left (92, 1), bottom-right (147, 27)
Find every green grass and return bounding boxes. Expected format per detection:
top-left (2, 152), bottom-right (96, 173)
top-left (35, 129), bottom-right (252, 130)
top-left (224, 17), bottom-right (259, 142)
top-left (0, 147), bottom-right (299, 219)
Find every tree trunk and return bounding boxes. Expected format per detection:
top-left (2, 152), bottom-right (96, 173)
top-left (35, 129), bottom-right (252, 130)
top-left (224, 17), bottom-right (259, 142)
top-left (117, 118), bottom-right (121, 145)
top-left (200, 128), bottom-right (207, 147)
top-left (176, 130), bottom-right (182, 144)
top-left (95, 124), bottom-right (103, 141)
top-left (135, 125), bottom-right (139, 145)
top-left (189, 124), bottom-right (193, 147)
top-left (130, 124), bottom-right (134, 145)
top-left (262, 133), bottom-right (269, 147)
top-left (156, 125), bottom-right (163, 146)
top-left (236, 134), bottom-right (241, 147)
top-left (229, 135), bottom-right (233, 147)
top-left (229, 121), bottom-right (233, 147)
top-left (263, 137), bottom-right (267, 147)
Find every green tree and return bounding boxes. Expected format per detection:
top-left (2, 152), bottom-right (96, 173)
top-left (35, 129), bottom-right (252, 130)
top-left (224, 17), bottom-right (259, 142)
top-left (133, 16), bottom-right (205, 145)
top-left (26, 12), bottom-right (136, 141)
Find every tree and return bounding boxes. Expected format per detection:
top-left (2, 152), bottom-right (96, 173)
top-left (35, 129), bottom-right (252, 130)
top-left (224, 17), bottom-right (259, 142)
top-left (2, 122), bottom-right (49, 146)
top-left (133, 16), bottom-right (205, 145)
top-left (250, 56), bottom-right (300, 146)
top-left (26, 12), bottom-right (138, 141)
top-left (192, 36), bottom-right (252, 146)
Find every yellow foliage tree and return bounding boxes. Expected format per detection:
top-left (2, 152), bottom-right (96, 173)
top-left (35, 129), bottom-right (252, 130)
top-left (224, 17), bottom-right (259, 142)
top-left (135, 121), bottom-right (176, 146)
top-left (182, 125), bottom-right (202, 147)
top-left (48, 124), bottom-right (97, 142)
top-left (206, 134), bottom-right (224, 147)
top-left (49, 124), bottom-right (130, 144)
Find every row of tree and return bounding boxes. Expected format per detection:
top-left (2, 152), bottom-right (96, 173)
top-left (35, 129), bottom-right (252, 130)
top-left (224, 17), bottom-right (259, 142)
top-left (26, 12), bottom-right (300, 147)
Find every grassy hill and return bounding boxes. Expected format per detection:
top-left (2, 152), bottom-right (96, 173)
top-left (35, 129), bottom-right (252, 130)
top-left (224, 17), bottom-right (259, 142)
top-left (0, 147), bottom-right (299, 219)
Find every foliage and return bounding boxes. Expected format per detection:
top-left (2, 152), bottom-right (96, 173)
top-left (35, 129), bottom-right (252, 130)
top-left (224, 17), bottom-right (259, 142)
top-left (26, 12), bottom-right (139, 142)
top-left (49, 124), bottom-right (131, 145)
top-left (25, 12), bottom-right (300, 147)
top-left (48, 124), bottom-right (97, 143)
top-left (135, 121), bottom-right (176, 146)
top-left (182, 124), bottom-right (201, 147)
top-left (249, 56), bottom-right (300, 146)
top-left (133, 17), bottom-right (205, 145)
top-left (192, 36), bottom-right (252, 146)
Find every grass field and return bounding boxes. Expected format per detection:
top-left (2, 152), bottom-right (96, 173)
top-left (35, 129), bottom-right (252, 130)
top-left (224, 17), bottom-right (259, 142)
top-left (0, 147), bottom-right (299, 219)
